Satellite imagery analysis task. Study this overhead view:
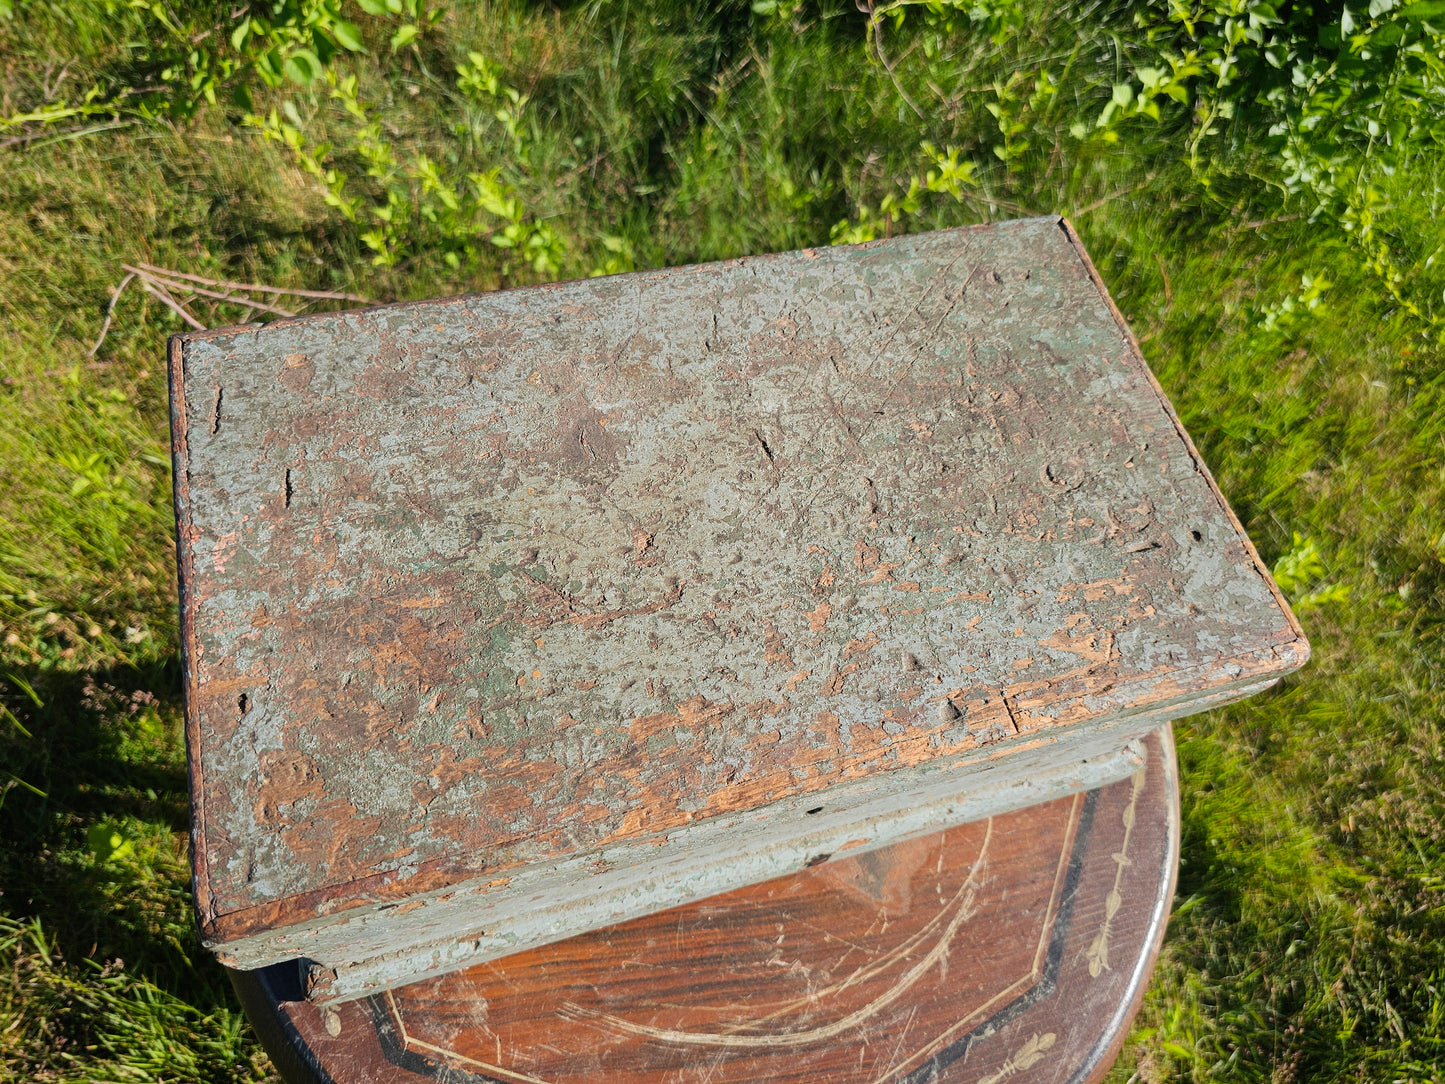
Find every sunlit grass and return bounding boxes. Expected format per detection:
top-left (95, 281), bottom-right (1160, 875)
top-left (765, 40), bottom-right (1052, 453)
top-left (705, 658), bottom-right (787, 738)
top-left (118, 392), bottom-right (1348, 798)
top-left (2, 0), bottom-right (1443, 1080)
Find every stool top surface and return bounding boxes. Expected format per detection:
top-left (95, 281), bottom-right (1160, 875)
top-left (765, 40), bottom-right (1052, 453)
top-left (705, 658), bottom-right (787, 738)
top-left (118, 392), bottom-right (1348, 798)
top-left (171, 216), bottom-right (1304, 944)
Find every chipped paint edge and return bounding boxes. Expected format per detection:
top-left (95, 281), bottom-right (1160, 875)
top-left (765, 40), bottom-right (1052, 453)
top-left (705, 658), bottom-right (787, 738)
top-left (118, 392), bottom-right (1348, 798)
top-left (169, 333), bottom-right (214, 930)
top-left (291, 730), bottom-right (1151, 1003)
top-left (224, 674), bottom-right (1267, 1003)
top-left (196, 638), bottom-right (1300, 950)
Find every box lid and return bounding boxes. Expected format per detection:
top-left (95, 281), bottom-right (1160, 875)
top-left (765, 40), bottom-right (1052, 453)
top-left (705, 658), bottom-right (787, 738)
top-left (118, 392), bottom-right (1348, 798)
top-left (171, 216), bottom-right (1305, 963)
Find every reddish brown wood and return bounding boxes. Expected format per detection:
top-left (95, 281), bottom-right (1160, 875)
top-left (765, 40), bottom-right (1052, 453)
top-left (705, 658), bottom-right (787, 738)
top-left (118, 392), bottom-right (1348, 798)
top-left (232, 725), bottom-right (1178, 1084)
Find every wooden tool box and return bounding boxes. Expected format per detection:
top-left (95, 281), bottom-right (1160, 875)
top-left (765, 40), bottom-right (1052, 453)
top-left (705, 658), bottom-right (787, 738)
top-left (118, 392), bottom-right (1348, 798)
top-left (169, 216), bottom-right (1306, 1007)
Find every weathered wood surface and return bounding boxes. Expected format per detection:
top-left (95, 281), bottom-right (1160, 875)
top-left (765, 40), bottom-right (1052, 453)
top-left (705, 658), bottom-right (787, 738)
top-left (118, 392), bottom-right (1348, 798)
top-left (232, 725), bottom-right (1179, 1084)
top-left (171, 216), bottom-right (1304, 984)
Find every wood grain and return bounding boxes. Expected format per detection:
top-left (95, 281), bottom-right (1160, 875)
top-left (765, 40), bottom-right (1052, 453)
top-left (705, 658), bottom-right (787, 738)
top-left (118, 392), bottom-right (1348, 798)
top-left (232, 724), bottom-right (1178, 1084)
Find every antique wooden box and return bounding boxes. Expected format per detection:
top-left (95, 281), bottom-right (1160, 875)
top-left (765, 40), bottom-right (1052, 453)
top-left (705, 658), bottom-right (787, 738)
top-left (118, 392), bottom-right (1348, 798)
top-left (169, 216), bottom-right (1306, 1003)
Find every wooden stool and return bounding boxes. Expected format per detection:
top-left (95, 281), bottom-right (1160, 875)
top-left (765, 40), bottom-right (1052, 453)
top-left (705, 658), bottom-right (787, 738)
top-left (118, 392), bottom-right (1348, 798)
top-left (170, 218), bottom-right (1304, 1081)
top-left (232, 724), bottom-right (1177, 1084)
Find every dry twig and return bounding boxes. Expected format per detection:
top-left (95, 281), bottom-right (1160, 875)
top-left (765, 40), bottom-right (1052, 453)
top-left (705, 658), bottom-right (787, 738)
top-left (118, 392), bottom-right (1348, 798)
top-left (88, 262), bottom-right (372, 356)
top-left (140, 280), bottom-right (206, 330)
top-left (132, 262), bottom-right (371, 303)
top-left (88, 272), bottom-right (137, 357)
top-left (123, 265), bottom-right (297, 319)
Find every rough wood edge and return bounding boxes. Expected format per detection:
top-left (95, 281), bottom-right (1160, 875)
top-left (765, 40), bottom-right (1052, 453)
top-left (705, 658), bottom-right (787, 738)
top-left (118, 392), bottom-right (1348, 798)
top-left (210, 668), bottom-right (1261, 996)
top-left (257, 735), bottom-right (1155, 1002)
top-left (168, 333), bottom-right (214, 929)
top-left (196, 645), bottom-right (1281, 951)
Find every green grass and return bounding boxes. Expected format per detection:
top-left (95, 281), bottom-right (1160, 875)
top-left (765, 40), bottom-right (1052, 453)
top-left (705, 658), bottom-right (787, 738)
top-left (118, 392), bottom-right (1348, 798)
top-left (2, 0), bottom-right (1444, 1080)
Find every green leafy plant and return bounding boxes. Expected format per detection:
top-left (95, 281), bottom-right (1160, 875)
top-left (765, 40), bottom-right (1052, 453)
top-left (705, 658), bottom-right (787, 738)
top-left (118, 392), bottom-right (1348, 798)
top-left (1273, 532), bottom-right (1352, 610)
top-left (1109, 1), bottom-right (1445, 336)
top-left (831, 0), bottom-right (1445, 341)
top-left (86, 822), bottom-right (136, 864)
top-left (0, 0), bottom-right (434, 132)
top-left (247, 57), bottom-right (564, 277)
top-left (1256, 272), bottom-right (1332, 334)
top-left (357, 0), bottom-right (442, 53)
top-left (830, 142), bottom-right (979, 243)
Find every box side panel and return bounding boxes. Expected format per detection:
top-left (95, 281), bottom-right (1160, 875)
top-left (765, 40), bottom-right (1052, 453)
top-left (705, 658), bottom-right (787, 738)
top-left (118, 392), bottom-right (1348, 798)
top-left (216, 663), bottom-right (1274, 996)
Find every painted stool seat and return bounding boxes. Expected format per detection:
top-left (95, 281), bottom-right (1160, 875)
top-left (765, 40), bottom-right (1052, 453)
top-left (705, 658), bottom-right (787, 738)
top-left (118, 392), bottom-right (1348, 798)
top-left (232, 724), bottom-right (1177, 1084)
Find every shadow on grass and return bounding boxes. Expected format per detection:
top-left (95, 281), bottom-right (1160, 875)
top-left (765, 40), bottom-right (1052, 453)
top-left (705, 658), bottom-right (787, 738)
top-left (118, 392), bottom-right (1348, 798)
top-left (0, 655), bottom-right (235, 1009)
top-left (0, 656), bottom-right (281, 1081)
